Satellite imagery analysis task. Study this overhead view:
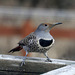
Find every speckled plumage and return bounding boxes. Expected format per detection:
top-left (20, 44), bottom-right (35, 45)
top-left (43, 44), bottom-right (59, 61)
top-left (9, 22), bottom-right (62, 66)
top-left (18, 32), bottom-right (54, 53)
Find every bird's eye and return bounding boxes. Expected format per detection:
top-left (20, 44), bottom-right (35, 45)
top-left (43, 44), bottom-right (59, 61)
top-left (45, 24), bottom-right (47, 26)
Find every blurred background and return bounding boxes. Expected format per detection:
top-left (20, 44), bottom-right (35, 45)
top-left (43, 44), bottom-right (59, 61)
top-left (0, 0), bottom-right (75, 61)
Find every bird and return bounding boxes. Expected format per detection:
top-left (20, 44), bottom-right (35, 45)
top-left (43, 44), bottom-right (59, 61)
top-left (8, 22), bottom-right (62, 66)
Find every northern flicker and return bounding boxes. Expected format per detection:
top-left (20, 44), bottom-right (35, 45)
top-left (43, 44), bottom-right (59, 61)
top-left (8, 22), bottom-right (62, 66)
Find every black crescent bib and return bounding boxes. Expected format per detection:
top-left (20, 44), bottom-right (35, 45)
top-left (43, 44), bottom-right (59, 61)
top-left (39, 39), bottom-right (53, 47)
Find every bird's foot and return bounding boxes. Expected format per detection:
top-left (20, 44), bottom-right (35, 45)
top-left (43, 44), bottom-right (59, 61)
top-left (20, 60), bottom-right (25, 66)
top-left (45, 58), bottom-right (52, 62)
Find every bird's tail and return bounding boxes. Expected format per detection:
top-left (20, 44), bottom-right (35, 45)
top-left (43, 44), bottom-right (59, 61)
top-left (8, 46), bottom-right (23, 53)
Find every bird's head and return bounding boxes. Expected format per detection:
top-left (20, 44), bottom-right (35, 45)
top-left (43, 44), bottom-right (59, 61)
top-left (37, 22), bottom-right (62, 32)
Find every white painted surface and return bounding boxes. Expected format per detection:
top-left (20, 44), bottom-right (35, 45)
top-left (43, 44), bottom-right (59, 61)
top-left (0, 54), bottom-right (75, 74)
top-left (41, 65), bottom-right (75, 75)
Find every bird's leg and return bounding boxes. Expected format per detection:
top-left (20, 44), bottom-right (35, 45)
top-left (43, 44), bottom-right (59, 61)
top-left (44, 52), bottom-right (52, 62)
top-left (20, 50), bottom-right (28, 66)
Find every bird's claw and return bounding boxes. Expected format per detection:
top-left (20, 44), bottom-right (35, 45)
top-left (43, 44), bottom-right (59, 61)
top-left (45, 58), bottom-right (52, 62)
top-left (20, 60), bottom-right (25, 66)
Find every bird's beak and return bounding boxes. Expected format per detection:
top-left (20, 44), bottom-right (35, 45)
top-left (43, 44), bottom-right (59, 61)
top-left (53, 22), bottom-right (62, 26)
top-left (48, 22), bottom-right (62, 30)
top-left (46, 22), bottom-right (62, 31)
